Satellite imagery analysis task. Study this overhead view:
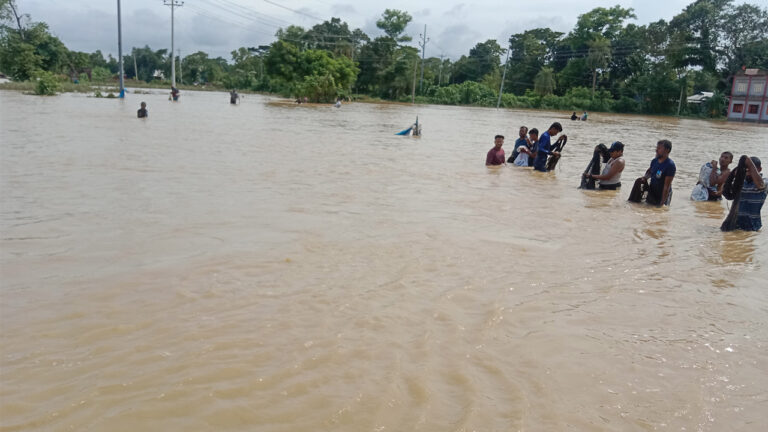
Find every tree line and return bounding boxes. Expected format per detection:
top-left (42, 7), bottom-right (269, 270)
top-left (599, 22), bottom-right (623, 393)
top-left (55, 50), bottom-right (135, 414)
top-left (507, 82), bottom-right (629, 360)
top-left (1, 0), bottom-right (766, 116)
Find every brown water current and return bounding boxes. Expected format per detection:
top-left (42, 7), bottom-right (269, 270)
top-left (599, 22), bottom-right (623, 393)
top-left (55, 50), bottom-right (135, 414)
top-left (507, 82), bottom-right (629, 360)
top-left (1, 89), bottom-right (767, 431)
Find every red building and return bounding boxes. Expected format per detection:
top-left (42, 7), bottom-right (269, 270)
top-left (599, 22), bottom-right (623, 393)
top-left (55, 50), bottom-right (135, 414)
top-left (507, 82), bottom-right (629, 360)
top-left (727, 68), bottom-right (767, 123)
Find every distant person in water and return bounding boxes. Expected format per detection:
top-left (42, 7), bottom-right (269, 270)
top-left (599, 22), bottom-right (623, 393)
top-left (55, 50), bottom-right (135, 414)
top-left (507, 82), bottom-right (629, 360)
top-left (334, 99), bottom-right (342, 108)
top-left (581, 111), bottom-right (588, 121)
top-left (691, 151), bottom-right (733, 201)
top-left (230, 89), bottom-right (239, 105)
top-left (170, 86), bottom-right (180, 101)
top-left (137, 102), bottom-right (148, 118)
top-left (486, 135), bottom-right (506, 166)
top-left (584, 141), bottom-right (624, 189)
top-left (532, 122), bottom-right (563, 172)
top-left (513, 128), bottom-right (538, 167)
top-left (571, 112), bottom-right (578, 121)
top-left (628, 140), bottom-right (676, 206)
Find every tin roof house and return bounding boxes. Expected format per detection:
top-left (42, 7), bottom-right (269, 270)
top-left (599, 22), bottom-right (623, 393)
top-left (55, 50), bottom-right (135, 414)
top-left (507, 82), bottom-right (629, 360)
top-left (727, 68), bottom-right (767, 123)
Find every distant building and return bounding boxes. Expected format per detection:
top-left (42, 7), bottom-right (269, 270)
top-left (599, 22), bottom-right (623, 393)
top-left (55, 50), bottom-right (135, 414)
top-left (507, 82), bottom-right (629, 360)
top-left (727, 68), bottom-right (767, 123)
top-left (687, 91), bottom-right (713, 104)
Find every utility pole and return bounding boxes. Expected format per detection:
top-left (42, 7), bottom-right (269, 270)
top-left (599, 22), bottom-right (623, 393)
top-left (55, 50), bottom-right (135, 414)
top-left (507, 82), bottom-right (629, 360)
top-left (133, 48), bottom-right (138, 81)
top-left (164, 0), bottom-right (183, 86)
top-left (411, 56), bottom-right (418, 104)
top-left (117, 0), bottom-right (125, 98)
top-left (178, 49), bottom-right (182, 84)
top-left (497, 45), bottom-right (511, 109)
top-left (437, 54), bottom-right (445, 86)
top-left (418, 25), bottom-right (429, 93)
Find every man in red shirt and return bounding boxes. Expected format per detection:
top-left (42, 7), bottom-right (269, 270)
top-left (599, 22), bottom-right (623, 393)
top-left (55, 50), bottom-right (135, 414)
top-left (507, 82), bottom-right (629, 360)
top-left (486, 135), bottom-right (506, 166)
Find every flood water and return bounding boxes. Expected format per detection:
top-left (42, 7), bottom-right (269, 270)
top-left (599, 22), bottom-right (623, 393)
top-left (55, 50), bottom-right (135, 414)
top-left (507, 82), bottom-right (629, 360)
top-left (1, 89), bottom-right (767, 431)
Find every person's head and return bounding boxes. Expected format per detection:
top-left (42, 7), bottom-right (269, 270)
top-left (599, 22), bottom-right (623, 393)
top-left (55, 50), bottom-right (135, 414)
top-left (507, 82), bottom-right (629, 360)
top-left (608, 141), bottom-right (624, 157)
top-left (656, 139), bottom-right (672, 159)
top-left (548, 122), bottom-right (563, 136)
top-left (719, 151), bottom-right (734, 168)
top-left (529, 128), bottom-right (539, 141)
top-left (140, 102), bottom-right (146, 108)
top-left (494, 135), bottom-right (504, 148)
top-left (747, 156), bottom-right (762, 177)
top-left (519, 126), bottom-right (528, 138)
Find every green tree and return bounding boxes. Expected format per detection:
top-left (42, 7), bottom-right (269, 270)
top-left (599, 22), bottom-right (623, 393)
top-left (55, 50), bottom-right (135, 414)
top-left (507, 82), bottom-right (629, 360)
top-left (586, 37), bottom-right (611, 97)
top-left (717, 3), bottom-right (768, 88)
top-left (304, 17), bottom-right (369, 59)
top-left (275, 25), bottom-right (308, 50)
top-left (669, 0), bottom-right (730, 73)
top-left (506, 28), bottom-right (564, 94)
top-left (453, 39), bottom-right (504, 84)
top-left (376, 9), bottom-right (412, 42)
top-left (355, 36), bottom-right (397, 95)
top-left (569, 5), bottom-right (636, 50)
top-left (0, 13), bottom-right (67, 81)
top-left (264, 40), bottom-right (300, 88)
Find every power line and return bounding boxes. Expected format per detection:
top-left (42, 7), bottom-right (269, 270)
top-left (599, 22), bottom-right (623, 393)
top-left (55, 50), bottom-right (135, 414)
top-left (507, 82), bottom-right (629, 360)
top-left (262, 0), bottom-right (322, 22)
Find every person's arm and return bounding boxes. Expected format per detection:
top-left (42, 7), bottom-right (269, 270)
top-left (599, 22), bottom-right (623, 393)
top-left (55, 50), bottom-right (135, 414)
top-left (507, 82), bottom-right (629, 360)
top-left (745, 157), bottom-right (766, 189)
top-left (591, 159), bottom-right (625, 181)
top-left (660, 176), bottom-right (674, 206)
top-left (708, 160), bottom-right (719, 185)
top-left (485, 151), bottom-right (493, 166)
top-left (711, 168), bottom-right (730, 197)
top-left (709, 162), bottom-right (731, 187)
top-left (642, 163), bottom-right (652, 180)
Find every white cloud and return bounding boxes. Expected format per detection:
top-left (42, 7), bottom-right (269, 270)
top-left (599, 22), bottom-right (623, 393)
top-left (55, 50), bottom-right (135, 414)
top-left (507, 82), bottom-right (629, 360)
top-left (19, 0), bottom-right (759, 61)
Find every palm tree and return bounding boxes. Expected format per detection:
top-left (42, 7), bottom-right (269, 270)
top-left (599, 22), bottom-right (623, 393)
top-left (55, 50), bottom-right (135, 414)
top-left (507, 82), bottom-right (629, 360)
top-left (587, 37), bottom-right (611, 97)
top-left (534, 67), bottom-right (556, 95)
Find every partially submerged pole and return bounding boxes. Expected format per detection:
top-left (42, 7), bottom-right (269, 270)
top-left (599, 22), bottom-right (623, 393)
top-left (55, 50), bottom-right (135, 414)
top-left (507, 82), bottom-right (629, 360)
top-left (497, 45), bottom-right (511, 109)
top-left (117, 0), bottom-right (125, 98)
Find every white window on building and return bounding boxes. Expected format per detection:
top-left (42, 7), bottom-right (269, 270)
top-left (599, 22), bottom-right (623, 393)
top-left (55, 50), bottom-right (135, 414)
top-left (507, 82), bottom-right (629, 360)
top-left (752, 82), bottom-right (765, 95)
top-left (736, 82), bottom-right (747, 93)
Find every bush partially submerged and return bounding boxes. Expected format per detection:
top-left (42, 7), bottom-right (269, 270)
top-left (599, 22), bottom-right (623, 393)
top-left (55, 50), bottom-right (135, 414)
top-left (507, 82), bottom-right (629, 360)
top-left (33, 71), bottom-right (60, 95)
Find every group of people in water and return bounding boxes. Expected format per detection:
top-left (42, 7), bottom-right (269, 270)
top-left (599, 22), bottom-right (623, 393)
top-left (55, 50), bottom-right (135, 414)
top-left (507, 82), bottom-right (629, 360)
top-left (486, 121), bottom-right (766, 232)
top-left (571, 111), bottom-right (588, 121)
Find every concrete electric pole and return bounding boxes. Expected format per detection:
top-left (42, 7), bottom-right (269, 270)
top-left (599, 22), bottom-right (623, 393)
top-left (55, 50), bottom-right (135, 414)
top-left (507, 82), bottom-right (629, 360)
top-left (438, 53), bottom-right (445, 86)
top-left (178, 49), bottom-right (182, 84)
top-left (117, 0), bottom-right (125, 97)
top-left (418, 25), bottom-right (429, 93)
top-left (497, 46), bottom-right (511, 109)
top-left (163, 0), bottom-right (183, 86)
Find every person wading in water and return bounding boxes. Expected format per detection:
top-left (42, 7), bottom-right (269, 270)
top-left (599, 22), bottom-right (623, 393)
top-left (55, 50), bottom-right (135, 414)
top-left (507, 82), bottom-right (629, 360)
top-left (628, 140), bottom-right (676, 206)
top-left (584, 141), bottom-right (625, 190)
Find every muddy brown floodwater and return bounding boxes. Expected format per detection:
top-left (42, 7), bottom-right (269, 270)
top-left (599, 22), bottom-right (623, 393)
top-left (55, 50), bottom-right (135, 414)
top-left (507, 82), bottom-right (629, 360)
top-left (1, 89), bottom-right (767, 431)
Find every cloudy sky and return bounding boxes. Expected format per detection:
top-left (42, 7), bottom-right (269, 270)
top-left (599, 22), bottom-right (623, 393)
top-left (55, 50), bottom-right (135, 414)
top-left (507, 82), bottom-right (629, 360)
top-left (22, 0), bottom-right (753, 61)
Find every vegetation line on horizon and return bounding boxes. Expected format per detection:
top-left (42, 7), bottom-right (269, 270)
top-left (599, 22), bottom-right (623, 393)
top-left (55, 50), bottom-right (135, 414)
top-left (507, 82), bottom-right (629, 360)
top-left (0, 0), bottom-right (765, 116)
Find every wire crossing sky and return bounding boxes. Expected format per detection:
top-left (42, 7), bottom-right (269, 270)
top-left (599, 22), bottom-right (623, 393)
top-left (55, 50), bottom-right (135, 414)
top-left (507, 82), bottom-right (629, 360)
top-left (22, 0), bottom-right (756, 60)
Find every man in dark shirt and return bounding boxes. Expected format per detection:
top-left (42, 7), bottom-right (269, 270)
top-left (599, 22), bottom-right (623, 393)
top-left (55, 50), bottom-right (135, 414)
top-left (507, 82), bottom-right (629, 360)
top-left (632, 140), bottom-right (676, 206)
top-left (137, 102), bottom-right (148, 118)
top-left (508, 126), bottom-right (529, 163)
top-left (532, 122), bottom-right (563, 172)
top-left (486, 135), bottom-right (506, 166)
